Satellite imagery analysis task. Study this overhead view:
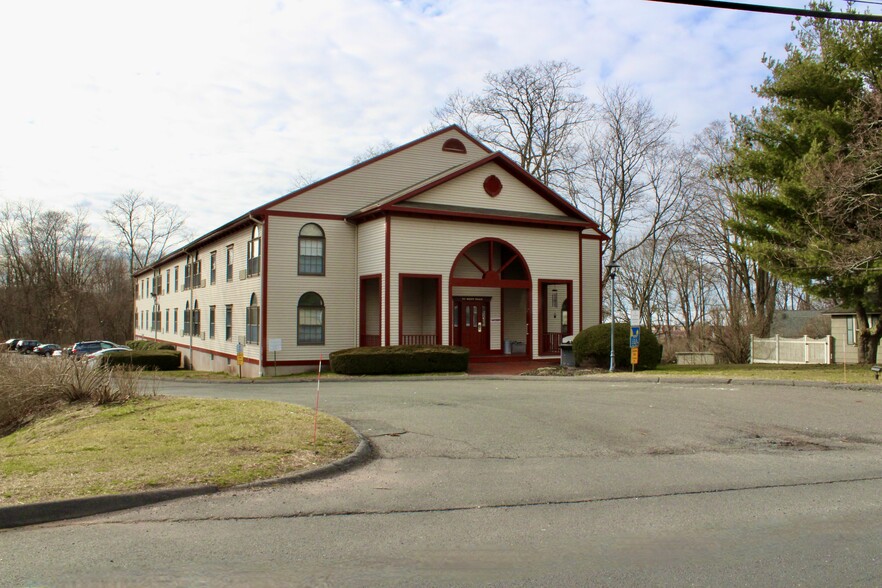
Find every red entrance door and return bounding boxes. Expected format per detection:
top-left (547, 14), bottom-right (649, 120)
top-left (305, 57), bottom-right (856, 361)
top-left (455, 297), bottom-right (490, 355)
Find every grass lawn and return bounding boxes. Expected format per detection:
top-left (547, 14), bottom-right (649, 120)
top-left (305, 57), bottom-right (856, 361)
top-left (0, 397), bottom-right (358, 506)
top-left (650, 363), bottom-right (882, 385)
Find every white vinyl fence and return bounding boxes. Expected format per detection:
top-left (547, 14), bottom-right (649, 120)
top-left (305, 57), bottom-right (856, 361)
top-left (749, 335), bottom-right (832, 365)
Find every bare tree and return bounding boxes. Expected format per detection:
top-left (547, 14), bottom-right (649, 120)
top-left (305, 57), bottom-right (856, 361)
top-left (689, 121), bottom-right (778, 340)
top-left (104, 190), bottom-right (188, 275)
top-left (433, 60), bottom-right (591, 193)
top-left (0, 202), bottom-right (131, 343)
top-left (351, 139), bottom-right (397, 165)
top-left (578, 85), bottom-right (690, 287)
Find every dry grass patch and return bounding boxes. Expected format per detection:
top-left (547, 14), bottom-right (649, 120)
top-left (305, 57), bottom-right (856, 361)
top-left (652, 363), bottom-right (882, 385)
top-left (0, 397), bottom-right (358, 506)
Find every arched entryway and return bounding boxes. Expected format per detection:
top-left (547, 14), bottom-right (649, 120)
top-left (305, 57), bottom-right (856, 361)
top-left (449, 238), bottom-right (532, 357)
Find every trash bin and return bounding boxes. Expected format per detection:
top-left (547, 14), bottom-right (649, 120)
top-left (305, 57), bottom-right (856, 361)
top-left (504, 339), bottom-right (512, 355)
top-left (560, 335), bottom-right (575, 367)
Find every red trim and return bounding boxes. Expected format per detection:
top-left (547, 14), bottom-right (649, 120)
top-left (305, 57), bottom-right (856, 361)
top-left (136, 126), bottom-right (490, 278)
top-left (598, 243), bottom-right (603, 324)
top-left (398, 274), bottom-right (443, 346)
top-left (359, 274), bottom-right (382, 347)
top-left (442, 138), bottom-right (468, 153)
top-left (349, 152), bottom-right (602, 231)
top-left (449, 237), bottom-right (534, 357)
top-left (387, 207), bottom-right (588, 230)
top-left (462, 251), bottom-right (485, 274)
top-left (265, 358), bottom-right (331, 367)
top-left (254, 125), bottom-right (491, 215)
top-left (538, 279), bottom-right (573, 355)
top-left (385, 217), bottom-right (391, 346)
top-left (266, 211), bottom-right (346, 221)
top-left (260, 215), bottom-right (268, 369)
top-left (452, 296), bottom-right (492, 354)
top-left (483, 175), bottom-right (503, 197)
top-left (578, 233), bottom-right (584, 332)
top-left (451, 277), bottom-right (531, 289)
top-left (581, 233), bottom-right (609, 241)
top-left (136, 336), bottom-right (260, 365)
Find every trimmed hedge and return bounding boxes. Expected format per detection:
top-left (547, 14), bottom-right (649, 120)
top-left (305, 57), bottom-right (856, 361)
top-left (330, 345), bottom-right (469, 375)
top-left (572, 323), bottom-right (662, 370)
top-left (102, 350), bottom-right (182, 371)
top-left (125, 340), bottom-right (177, 351)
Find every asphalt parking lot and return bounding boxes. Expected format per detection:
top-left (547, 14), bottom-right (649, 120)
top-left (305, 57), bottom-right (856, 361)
top-left (2, 377), bottom-right (882, 586)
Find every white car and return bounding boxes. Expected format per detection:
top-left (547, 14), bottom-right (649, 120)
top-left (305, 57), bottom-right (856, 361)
top-left (85, 347), bottom-right (132, 367)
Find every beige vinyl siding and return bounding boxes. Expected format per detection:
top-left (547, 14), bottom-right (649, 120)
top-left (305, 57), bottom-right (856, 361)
top-left (408, 162), bottom-right (570, 217)
top-left (831, 316), bottom-right (856, 364)
top-left (265, 217), bottom-right (357, 361)
top-left (134, 224), bottom-right (262, 363)
top-left (357, 218), bottom-right (386, 342)
top-left (268, 130), bottom-right (487, 216)
top-left (581, 237), bottom-right (602, 330)
top-left (357, 218), bottom-right (386, 277)
top-left (400, 278), bottom-right (439, 338)
top-left (503, 290), bottom-right (528, 347)
top-left (390, 217), bottom-right (581, 357)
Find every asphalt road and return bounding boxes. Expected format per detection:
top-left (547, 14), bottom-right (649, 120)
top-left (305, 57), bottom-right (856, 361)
top-left (2, 377), bottom-right (882, 586)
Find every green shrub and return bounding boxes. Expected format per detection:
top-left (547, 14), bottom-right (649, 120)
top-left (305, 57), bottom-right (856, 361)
top-left (102, 350), bottom-right (181, 371)
top-left (572, 323), bottom-right (662, 370)
top-left (330, 345), bottom-right (469, 375)
top-left (126, 340), bottom-right (177, 351)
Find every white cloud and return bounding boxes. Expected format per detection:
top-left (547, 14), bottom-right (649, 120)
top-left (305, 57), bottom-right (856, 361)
top-left (0, 0), bottom-right (831, 238)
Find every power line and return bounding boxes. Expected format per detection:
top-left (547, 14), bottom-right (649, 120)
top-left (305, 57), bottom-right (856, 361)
top-left (646, 0), bottom-right (882, 22)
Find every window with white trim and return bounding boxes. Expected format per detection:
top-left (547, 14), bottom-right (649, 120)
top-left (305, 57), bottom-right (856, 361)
top-left (298, 223), bottom-right (325, 275)
top-left (246, 226), bottom-right (261, 277)
top-left (297, 292), bottom-right (325, 345)
top-left (246, 293), bottom-right (259, 344)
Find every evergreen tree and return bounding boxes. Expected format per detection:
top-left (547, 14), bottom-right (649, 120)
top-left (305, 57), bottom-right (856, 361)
top-left (730, 3), bottom-right (882, 362)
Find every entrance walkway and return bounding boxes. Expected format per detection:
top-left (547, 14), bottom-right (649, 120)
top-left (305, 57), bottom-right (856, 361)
top-left (467, 358), bottom-right (558, 375)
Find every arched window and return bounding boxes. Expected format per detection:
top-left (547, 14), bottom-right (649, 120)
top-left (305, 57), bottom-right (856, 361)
top-left (192, 300), bottom-right (201, 337)
top-left (183, 301), bottom-right (191, 335)
top-left (298, 223), bottom-right (325, 275)
top-left (246, 293), bottom-right (260, 344)
top-left (297, 292), bottom-right (325, 345)
top-left (247, 225), bottom-right (261, 277)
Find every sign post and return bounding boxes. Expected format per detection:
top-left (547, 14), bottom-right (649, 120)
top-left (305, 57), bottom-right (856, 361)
top-left (236, 342), bottom-right (244, 379)
top-left (629, 310), bottom-right (641, 372)
top-left (268, 338), bottom-right (282, 377)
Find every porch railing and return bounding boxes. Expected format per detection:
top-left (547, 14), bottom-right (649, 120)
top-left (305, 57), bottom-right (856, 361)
top-left (360, 334), bottom-right (381, 347)
top-left (401, 334), bottom-right (437, 346)
top-left (543, 332), bottom-right (562, 355)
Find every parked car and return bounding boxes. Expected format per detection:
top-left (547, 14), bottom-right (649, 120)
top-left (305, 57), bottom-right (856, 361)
top-left (71, 340), bottom-right (130, 359)
top-left (52, 348), bottom-right (65, 357)
top-left (2, 338), bottom-right (21, 351)
top-left (16, 339), bottom-right (40, 354)
top-left (33, 343), bottom-right (61, 357)
top-left (86, 347), bottom-right (133, 367)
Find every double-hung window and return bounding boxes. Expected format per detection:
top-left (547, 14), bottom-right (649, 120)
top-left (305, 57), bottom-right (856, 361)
top-left (298, 223), bottom-right (325, 275)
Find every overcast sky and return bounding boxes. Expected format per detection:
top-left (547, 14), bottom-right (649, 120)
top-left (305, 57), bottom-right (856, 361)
top-left (0, 0), bottom-right (853, 239)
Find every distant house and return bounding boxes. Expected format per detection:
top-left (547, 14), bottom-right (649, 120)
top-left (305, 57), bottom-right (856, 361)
top-left (823, 307), bottom-right (880, 364)
top-left (770, 310), bottom-right (829, 339)
top-left (132, 126), bottom-right (608, 376)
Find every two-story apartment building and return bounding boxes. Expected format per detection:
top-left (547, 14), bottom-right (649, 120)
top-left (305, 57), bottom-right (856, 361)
top-left (133, 126), bottom-right (607, 377)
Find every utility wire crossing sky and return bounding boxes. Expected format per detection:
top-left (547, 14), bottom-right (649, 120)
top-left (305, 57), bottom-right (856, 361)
top-left (0, 0), bottom-right (868, 238)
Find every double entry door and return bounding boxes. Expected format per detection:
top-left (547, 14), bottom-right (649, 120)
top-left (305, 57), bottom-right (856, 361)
top-left (453, 297), bottom-right (490, 356)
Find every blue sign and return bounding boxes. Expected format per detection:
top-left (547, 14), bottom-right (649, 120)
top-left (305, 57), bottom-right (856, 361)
top-left (630, 326), bottom-right (640, 348)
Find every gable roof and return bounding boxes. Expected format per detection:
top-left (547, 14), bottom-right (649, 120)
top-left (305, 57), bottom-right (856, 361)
top-left (134, 125), bottom-right (607, 276)
top-left (253, 125), bottom-right (491, 216)
top-left (347, 151), bottom-right (602, 232)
